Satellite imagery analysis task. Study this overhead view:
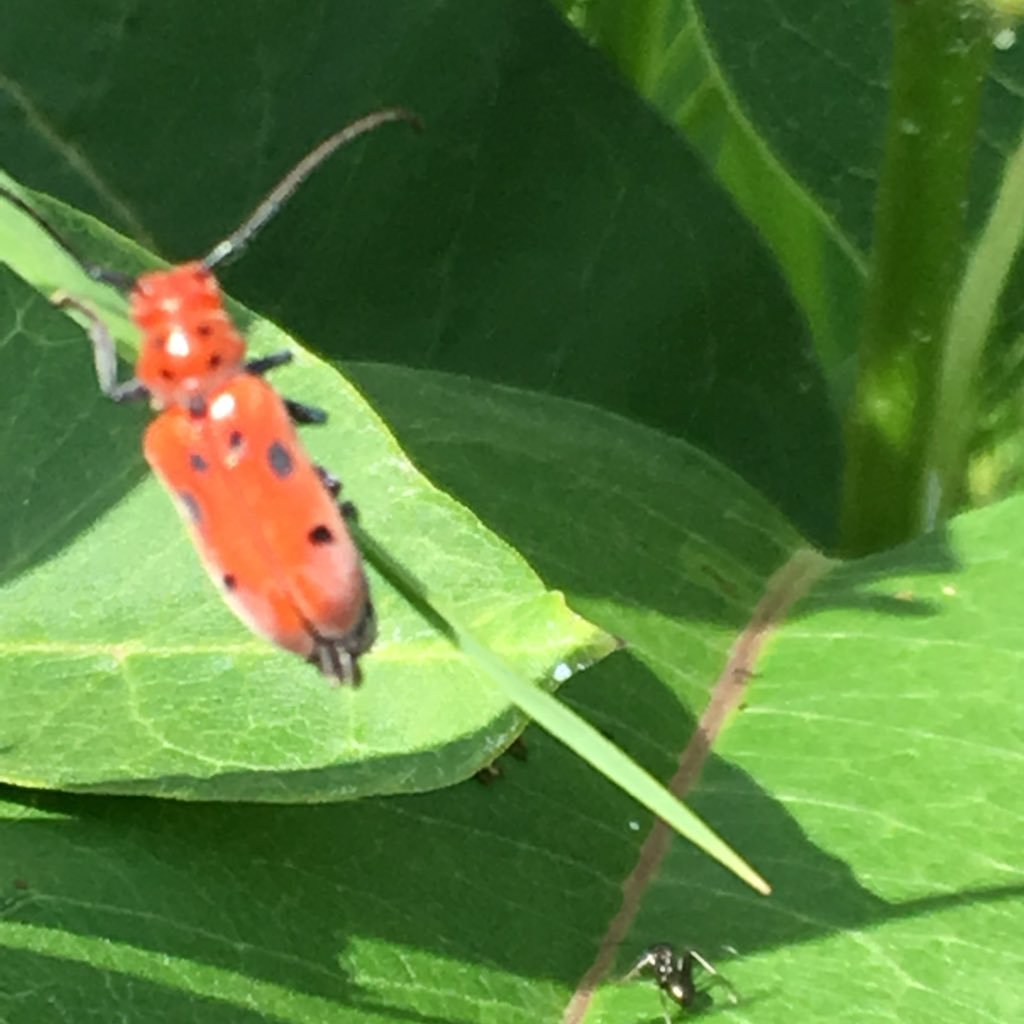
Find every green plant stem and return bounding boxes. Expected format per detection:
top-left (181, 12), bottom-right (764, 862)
top-left (840, 0), bottom-right (991, 556)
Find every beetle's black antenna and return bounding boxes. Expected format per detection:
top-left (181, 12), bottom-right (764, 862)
top-left (202, 107), bottom-right (421, 271)
top-left (0, 108), bottom-right (419, 289)
top-left (0, 185), bottom-right (135, 292)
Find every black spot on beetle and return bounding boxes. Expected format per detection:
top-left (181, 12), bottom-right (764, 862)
top-left (160, 368), bottom-right (174, 381)
top-left (222, 573), bottom-right (237, 591)
top-left (198, 324), bottom-right (214, 338)
top-left (229, 430), bottom-right (244, 450)
top-left (208, 351), bottom-right (221, 368)
top-left (178, 492), bottom-right (201, 524)
top-left (189, 453), bottom-right (209, 472)
top-left (267, 441), bottom-right (294, 479)
top-left (308, 524), bottom-right (334, 545)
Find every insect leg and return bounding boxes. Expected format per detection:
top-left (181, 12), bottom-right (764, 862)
top-left (247, 353), bottom-right (329, 424)
top-left (248, 349), bottom-right (328, 425)
top-left (475, 763), bottom-right (502, 785)
top-left (248, 352), bottom-right (328, 424)
top-left (312, 464), bottom-right (360, 523)
top-left (245, 350), bottom-right (293, 376)
top-left (688, 949), bottom-right (739, 1005)
top-left (52, 291), bottom-right (148, 402)
top-left (474, 736), bottom-right (528, 785)
top-left (625, 949), bottom-right (659, 981)
top-left (307, 604), bottom-right (376, 687)
top-left (283, 397), bottom-right (328, 425)
top-left (314, 465), bottom-right (342, 498)
top-left (675, 950), bottom-right (699, 1006)
top-left (307, 637), bottom-right (360, 686)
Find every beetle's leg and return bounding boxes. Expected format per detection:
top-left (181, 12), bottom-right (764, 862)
top-left (52, 291), bottom-right (148, 402)
top-left (245, 350), bottom-right (293, 376)
top-left (314, 465), bottom-right (342, 499)
top-left (307, 599), bottom-right (376, 686)
top-left (283, 397), bottom-right (328, 425)
top-left (249, 353), bottom-right (329, 424)
top-left (307, 636), bottom-right (361, 687)
top-left (313, 465), bottom-right (358, 523)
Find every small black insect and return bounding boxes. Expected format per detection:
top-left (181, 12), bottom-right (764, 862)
top-left (628, 943), bottom-right (737, 1020)
top-left (474, 736), bottom-right (528, 784)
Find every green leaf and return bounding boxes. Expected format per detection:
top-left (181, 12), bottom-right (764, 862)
top-left (0, 182), bottom-right (771, 892)
top-left (8, 357), bottom-right (785, 1021)
top-left (0, 0), bottom-right (841, 542)
top-left (561, 0), bottom-right (868, 401)
top-left (930, 130), bottom-right (1024, 516)
top-left (2, 372), bottom-right (1021, 1023)
top-left (6, 0), bottom-right (1021, 1018)
top-left (590, 498), bottom-right (1024, 1024)
top-left (343, 369), bottom-right (1024, 1023)
top-left (0, 245), bottom-right (614, 802)
top-left (349, 365), bottom-right (807, 687)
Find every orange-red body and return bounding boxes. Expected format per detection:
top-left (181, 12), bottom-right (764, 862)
top-left (130, 263), bottom-right (375, 682)
top-left (0, 110), bottom-right (415, 683)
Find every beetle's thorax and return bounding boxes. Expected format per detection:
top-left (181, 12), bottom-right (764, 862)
top-left (131, 261), bottom-right (246, 408)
